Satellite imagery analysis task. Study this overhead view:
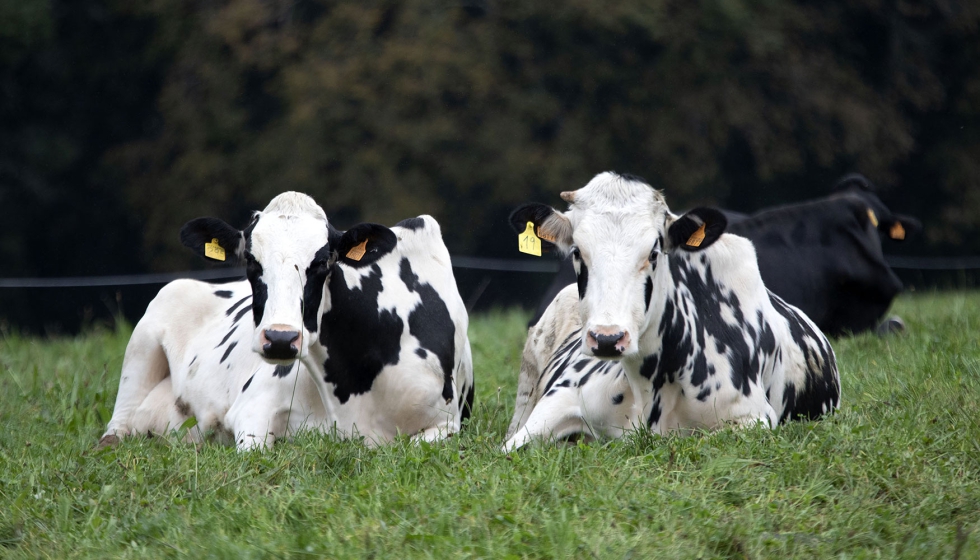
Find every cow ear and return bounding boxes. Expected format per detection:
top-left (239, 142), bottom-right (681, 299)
top-left (334, 223), bottom-right (397, 268)
top-left (180, 217), bottom-right (244, 263)
top-left (879, 213), bottom-right (921, 242)
top-left (667, 207), bottom-right (727, 252)
top-left (509, 203), bottom-right (573, 253)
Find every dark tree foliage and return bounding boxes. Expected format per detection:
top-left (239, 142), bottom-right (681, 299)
top-left (1, 0), bottom-right (979, 331)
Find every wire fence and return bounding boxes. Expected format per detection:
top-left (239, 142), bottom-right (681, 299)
top-left (0, 254), bottom-right (975, 288)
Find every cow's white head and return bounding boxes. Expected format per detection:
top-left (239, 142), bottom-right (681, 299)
top-left (512, 172), bottom-right (727, 359)
top-left (180, 192), bottom-right (396, 363)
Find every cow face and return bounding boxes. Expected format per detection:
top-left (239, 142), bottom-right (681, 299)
top-left (512, 172), bottom-right (726, 360)
top-left (180, 192), bottom-right (396, 363)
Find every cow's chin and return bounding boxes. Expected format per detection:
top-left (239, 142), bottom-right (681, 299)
top-left (579, 340), bottom-right (638, 361)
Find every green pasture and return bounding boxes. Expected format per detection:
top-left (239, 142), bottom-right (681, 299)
top-left (1, 292), bottom-right (978, 558)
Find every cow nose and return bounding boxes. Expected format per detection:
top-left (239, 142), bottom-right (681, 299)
top-left (587, 328), bottom-right (631, 357)
top-left (262, 329), bottom-right (300, 360)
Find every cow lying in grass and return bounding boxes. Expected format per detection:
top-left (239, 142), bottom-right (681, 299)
top-left (100, 192), bottom-right (473, 450)
top-left (505, 172), bottom-right (839, 450)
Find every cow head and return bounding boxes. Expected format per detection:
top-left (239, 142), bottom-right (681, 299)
top-left (512, 172), bottom-right (726, 359)
top-left (831, 173), bottom-right (922, 242)
top-left (180, 192), bottom-right (396, 363)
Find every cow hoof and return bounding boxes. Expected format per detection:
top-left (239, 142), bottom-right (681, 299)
top-left (876, 316), bottom-right (906, 336)
top-left (96, 434), bottom-right (121, 449)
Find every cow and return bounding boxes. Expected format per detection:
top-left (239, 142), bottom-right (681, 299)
top-left (526, 173), bottom-right (920, 337)
top-left (99, 192), bottom-right (473, 450)
top-left (504, 172), bottom-right (839, 450)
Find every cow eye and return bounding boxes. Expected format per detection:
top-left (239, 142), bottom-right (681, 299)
top-left (570, 247), bottom-right (581, 261)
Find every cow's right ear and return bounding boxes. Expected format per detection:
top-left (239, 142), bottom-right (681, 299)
top-left (180, 218), bottom-right (245, 263)
top-left (333, 223), bottom-right (397, 268)
top-left (509, 203), bottom-right (573, 253)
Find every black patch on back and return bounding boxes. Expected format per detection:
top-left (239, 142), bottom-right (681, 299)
top-left (577, 261), bottom-right (589, 300)
top-left (220, 341), bottom-right (237, 364)
top-left (273, 363), bottom-right (294, 378)
top-left (214, 290), bottom-right (233, 299)
top-left (395, 217), bottom-right (426, 230)
top-left (399, 258), bottom-right (456, 403)
top-left (319, 264), bottom-right (404, 403)
top-left (242, 375), bottom-right (254, 392)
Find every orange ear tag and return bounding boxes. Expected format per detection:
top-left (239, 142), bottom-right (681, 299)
top-left (867, 209), bottom-right (879, 228)
top-left (890, 222), bottom-right (905, 240)
top-left (204, 239), bottom-right (226, 261)
top-left (518, 222), bottom-right (542, 257)
top-left (686, 223), bottom-right (706, 248)
top-left (346, 239), bottom-right (368, 261)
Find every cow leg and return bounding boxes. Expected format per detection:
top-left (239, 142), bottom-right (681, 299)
top-left (502, 389), bottom-right (590, 451)
top-left (100, 323), bottom-right (170, 444)
top-left (412, 416), bottom-right (458, 443)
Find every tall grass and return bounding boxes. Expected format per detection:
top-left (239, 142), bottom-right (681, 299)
top-left (0, 292), bottom-right (978, 558)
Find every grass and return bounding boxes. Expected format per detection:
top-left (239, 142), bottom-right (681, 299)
top-left (1, 291), bottom-right (979, 558)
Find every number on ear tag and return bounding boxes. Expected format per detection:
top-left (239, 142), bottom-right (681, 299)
top-left (204, 239), bottom-right (226, 261)
top-left (890, 222), bottom-right (905, 240)
top-left (867, 209), bottom-right (879, 228)
top-left (519, 222), bottom-right (542, 257)
top-left (346, 239), bottom-right (368, 261)
top-left (686, 223), bottom-right (706, 248)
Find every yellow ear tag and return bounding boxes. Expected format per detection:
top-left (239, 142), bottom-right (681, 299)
top-left (686, 222), bottom-right (706, 248)
top-left (890, 221), bottom-right (905, 240)
top-left (867, 208), bottom-right (879, 228)
top-left (345, 239), bottom-right (368, 261)
top-left (204, 239), bottom-right (226, 261)
top-left (518, 221), bottom-right (542, 257)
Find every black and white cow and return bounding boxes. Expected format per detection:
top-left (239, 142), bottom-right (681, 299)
top-left (100, 192), bottom-right (473, 450)
top-left (505, 172), bottom-right (839, 450)
top-left (527, 173), bottom-right (920, 336)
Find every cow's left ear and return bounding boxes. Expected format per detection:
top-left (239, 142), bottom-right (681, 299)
top-left (180, 218), bottom-right (245, 263)
top-left (667, 207), bottom-right (727, 252)
top-left (879, 213), bottom-right (921, 242)
top-left (333, 223), bottom-right (397, 268)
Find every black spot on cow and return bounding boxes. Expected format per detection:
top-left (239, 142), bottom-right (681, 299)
top-left (399, 258), bottom-right (456, 403)
top-left (214, 290), bottom-right (233, 299)
top-left (245, 256), bottom-right (268, 326)
top-left (302, 244), bottom-right (334, 334)
top-left (216, 325), bottom-right (239, 349)
top-left (220, 341), bottom-right (237, 364)
top-left (273, 363), bottom-right (294, 378)
top-left (226, 295), bottom-right (250, 317)
top-left (415, 348), bottom-right (428, 359)
top-left (242, 374), bottom-right (254, 392)
top-left (555, 379), bottom-right (572, 388)
top-left (696, 386), bottom-right (712, 402)
top-left (542, 330), bottom-right (582, 393)
top-left (613, 171), bottom-right (650, 185)
top-left (395, 217), bottom-right (426, 231)
top-left (189, 355), bottom-right (197, 367)
top-left (576, 260), bottom-right (589, 300)
top-left (175, 398), bottom-right (192, 417)
top-left (545, 389), bottom-right (557, 397)
top-left (644, 277), bottom-right (653, 310)
top-left (234, 304), bottom-right (253, 324)
top-left (612, 393), bottom-right (625, 405)
top-left (648, 396), bottom-right (663, 425)
top-left (319, 264), bottom-right (404, 403)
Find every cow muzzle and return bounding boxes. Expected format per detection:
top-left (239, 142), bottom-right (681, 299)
top-left (586, 327), bottom-right (631, 358)
top-left (260, 326), bottom-right (301, 361)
